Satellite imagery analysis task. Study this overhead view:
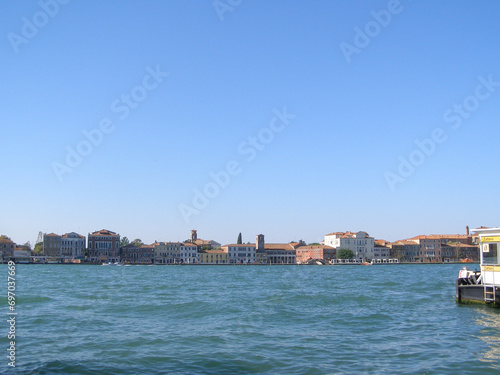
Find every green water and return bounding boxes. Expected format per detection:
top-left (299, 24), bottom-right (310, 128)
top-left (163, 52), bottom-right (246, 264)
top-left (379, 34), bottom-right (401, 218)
top-left (2, 263), bottom-right (500, 374)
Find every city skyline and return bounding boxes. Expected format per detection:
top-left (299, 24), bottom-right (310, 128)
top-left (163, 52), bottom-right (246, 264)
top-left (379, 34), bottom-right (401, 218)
top-left (2, 1), bottom-right (500, 248)
top-left (1, 224), bottom-right (481, 249)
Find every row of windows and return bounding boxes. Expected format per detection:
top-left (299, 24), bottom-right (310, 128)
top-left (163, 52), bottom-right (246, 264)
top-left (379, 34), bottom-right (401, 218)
top-left (89, 242), bottom-right (119, 249)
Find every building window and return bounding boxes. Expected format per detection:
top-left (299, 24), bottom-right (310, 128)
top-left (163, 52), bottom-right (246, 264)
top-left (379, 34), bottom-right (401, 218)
top-left (483, 243), bottom-right (498, 264)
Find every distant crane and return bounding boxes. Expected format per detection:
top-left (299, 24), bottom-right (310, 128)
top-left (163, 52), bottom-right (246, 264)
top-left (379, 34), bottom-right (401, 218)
top-left (36, 231), bottom-right (43, 245)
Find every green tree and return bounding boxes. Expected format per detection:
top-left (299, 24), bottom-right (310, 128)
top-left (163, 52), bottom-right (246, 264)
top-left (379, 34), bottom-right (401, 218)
top-left (337, 248), bottom-right (354, 259)
top-left (131, 238), bottom-right (143, 247)
top-left (120, 237), bottom-right (130, 247)
top-left (237, 233), bottom-right (242, 244)
top-left (33, 242), bottom-right (44, 255)
top-left (308, 243), bottom-right (321, 246)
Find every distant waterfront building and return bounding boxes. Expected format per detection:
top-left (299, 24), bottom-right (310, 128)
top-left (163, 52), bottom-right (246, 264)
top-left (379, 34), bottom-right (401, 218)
top-left (189, 230), bottom-right (221, 249)
top-left (13, 249), bottom-right (31, 263)
top-left (153, 242), bottom-right (197, 264)
top-left (154, 242), bottom-right (181, 264)
top-left (222, 244), bottom-right (256, 264)
top-left (391, 232), bottom-right (478, 262)
top-left (254, 234), bottom-right (296, 264)
top-left (295, 244), bottom-right (336, 264)
top-left (262, 244), bottom-right (297, 264)
top-left (373, 240), bottom-right (392, 262)
top-left (0, 237), bottom-right (16, 262)
top-left (198, 249), bottom-right (228, 264)
top-left (61, 232), bottom-right (86, 259)
top-left (405, 234), bottom-right (475, 262)
top-left (441, 243), bottom-right (479, 262)
top-left (43, 233), bottom-right (62, 258)
top-left (324, 231), bottom-right (375, 262)
top-left (180, 242), bottom-right (198, 264)
top-left (87, 229), bottom-right (120, 263)
top-left (256, 251), bottom-right (267, 264)
top-left (391, 240), bottom-right (420, 262)
top-left (121, 243), bottom-right (155, 264)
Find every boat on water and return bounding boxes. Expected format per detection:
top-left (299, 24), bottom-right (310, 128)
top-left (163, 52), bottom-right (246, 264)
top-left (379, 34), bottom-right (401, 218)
top-left (102, 262), bottom-right (124, 266)
top-left (456, 227), bottom-right (500, 307)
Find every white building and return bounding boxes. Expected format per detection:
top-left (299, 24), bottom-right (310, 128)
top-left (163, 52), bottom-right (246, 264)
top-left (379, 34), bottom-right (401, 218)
top-left (154, 242), bottom-right (199, 264)
top-left (221, 244), bottom-right (256, 264)
top-left (324, 231), bottom-right (375, 261)
top-left (180, 243), bottom-right (198, 264)
top-left (61, 232), bottom-right (86, 259)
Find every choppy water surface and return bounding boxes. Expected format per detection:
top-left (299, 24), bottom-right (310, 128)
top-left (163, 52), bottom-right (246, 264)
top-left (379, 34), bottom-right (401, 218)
top-left (2, 264), bottom-right (500, 374)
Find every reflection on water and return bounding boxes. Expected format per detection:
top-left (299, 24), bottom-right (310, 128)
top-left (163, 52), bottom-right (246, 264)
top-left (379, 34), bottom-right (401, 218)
top-left (474, 307), bottom-right (500, 367)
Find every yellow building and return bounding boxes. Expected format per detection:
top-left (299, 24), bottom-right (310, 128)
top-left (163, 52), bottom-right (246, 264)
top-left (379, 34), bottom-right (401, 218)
top-left (199, 250), bottom-right (228, 264)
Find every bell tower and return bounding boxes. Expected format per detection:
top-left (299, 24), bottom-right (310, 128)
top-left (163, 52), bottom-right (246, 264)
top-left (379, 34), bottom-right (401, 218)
top-left (256, 234), bottom-right (264, 251)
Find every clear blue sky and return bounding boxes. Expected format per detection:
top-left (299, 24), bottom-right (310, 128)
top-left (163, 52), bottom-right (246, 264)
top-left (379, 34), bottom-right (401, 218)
top-left (2, 0), bottom-right (499, 246)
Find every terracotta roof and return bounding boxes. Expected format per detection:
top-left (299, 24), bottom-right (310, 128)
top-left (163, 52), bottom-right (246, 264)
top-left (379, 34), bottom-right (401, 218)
top-left (263, 243), bottom-right (295, 251)
top-left (193, 239), bottom-right (213, 245)
top-left (44, 233), bottom-right (60, 237)
top-left (62, 233), bottom-right (85, 238)
top-left (296, 245), bottom-right (335, 250)
top-left (392, 240), bottom-right (419, 245)
top-left (326, 231), bottom-right (373, 239)
top-left (90, 229), bottom-right (119, 237)
top-left (325, 231), bottom-right (356, 236)
top-left (408, 234), bottom-right (470, 240)
top-left (222, 244), bottom-right (256, 248)
top-left (0, 238), bottom-right (15, 244)
top-left (203, 249), bottom-right (228, 254)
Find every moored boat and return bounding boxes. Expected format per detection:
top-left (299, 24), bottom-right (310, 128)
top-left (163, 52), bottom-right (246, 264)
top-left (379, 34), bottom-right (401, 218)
top-left (456, 227), bottom-right (500, 306)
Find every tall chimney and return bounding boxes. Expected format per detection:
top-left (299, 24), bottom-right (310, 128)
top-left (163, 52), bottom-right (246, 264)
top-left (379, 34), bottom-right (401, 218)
top-left (466, 226), bottom-right (470, 236)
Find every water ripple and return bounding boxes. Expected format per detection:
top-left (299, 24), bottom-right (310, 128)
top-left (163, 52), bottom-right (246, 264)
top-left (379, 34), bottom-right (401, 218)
top-left (3, 264), bottom-right (500, 374)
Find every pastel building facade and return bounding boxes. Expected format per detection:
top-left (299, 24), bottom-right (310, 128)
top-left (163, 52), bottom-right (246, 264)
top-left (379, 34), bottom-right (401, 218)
top-left (154, 242), bottom-right (181, 264)
top-left (405, 234), bottom-right (475, 262)
top-left (180, 243), bottom-right (198, 264)
top-left (324, 231), bottom-right (375, 261)
top-left (222, 244), bottom-right (256, 264)
top-left (198, 250), bottom-right (228, 264)
top-left (154, 242), bottom-right (198, 264)
top-left (61, 232), bottom-right (86, 259)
